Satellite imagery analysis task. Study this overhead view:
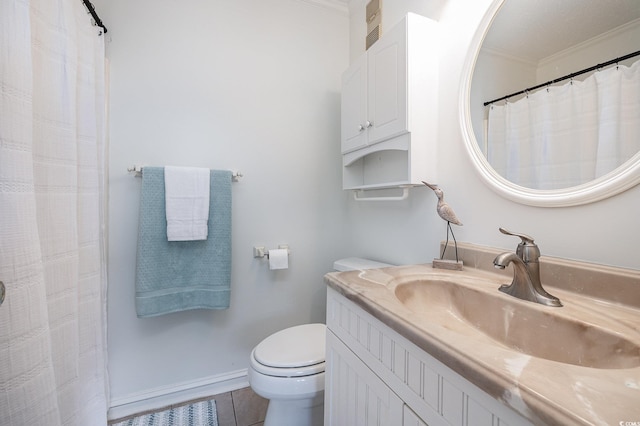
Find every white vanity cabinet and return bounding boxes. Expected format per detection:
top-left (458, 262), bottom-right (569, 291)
top-left (325, 331), bottom-right (404, 425)
top-left (325, 287), bottom-right (532, 426)
top-left (341, 13), bottom-right (439, 191)
top-left (326, 331), bottom-right (428, 426)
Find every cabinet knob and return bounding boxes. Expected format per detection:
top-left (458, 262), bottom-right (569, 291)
top-left (365, 120), bottom-right (373, 128)
top-left (358, 124), bottom-right (365, 132)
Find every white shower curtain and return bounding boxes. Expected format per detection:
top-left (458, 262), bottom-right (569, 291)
top-left (0, 0), bottom-right (108, 425)
top-left (487, 59), bottom-right (640, 189)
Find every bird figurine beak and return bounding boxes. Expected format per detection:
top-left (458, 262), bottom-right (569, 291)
top-left (422, 181), bottom-right (437, 191)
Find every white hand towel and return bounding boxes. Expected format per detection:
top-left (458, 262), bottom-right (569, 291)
top-left (164, 166), bottom-right (210, 241)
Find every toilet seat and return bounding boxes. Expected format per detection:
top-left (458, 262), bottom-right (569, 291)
top-left (251, 323), bottom-right (326, 378)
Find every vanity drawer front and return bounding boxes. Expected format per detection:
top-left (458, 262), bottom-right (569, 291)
top-left (326, 287), bottom-right (531, 426)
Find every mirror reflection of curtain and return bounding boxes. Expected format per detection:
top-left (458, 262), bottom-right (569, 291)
top-left (0, 0), bottom-right (108, 425)
top-left (487, 60), bottom-right (640, 190)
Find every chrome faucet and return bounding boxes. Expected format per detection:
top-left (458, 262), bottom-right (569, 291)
top-left (493, 228), bottom-right (562, 307)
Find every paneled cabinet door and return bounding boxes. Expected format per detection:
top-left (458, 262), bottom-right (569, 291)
top-left (366, 23), bottom-right (408, 146)
top-left (325, 331), bottom-right (403, 426)
top-left (403, 405), bottom-right (428, 426)
top-left (341, 54), bottom-right (368, 154)
top-left (341, 18), bottom-right (408, 155)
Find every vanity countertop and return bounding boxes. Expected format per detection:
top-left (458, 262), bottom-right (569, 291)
top-left (324, 243), bottom-right (640, 426)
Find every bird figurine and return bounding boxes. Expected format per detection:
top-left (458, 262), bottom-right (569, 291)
top-left (422, 181), bottom-right (463, 262)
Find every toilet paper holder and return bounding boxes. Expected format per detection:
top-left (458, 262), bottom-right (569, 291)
top-left (253, 245), bottom-right (290, 259)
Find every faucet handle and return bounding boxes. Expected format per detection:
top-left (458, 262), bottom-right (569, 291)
top-left (499, 227), bottom-right (534, 244)
top-left (499, 227), bottom-right (540, 262)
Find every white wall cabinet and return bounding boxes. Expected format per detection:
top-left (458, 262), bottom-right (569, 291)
top-left (325, 287), bottom-right (532, 426)
top-left (341, 13), bottom-right (439, 191)
top-left (341, 53), bottom-right (369, 154)
top-left (341, 30), bottom-right (407, 154)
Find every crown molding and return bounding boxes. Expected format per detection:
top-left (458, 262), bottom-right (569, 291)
top-left (539, 17), bottom-right (640, 67)
top-left (480, 46), bottom-right (538, 68)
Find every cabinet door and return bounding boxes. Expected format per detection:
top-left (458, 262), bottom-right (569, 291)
top-left (325, 331), bottom-right (403, 426)
top-left (366, 21), bottom-right (408, 145)
top-left (403, 405), bottom-right (428, 426)
top-left (341, 54), bottom-right (368, 154)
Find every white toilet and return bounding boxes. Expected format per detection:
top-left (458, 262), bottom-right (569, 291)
top-left (248, 257), bottom-right (392, 426)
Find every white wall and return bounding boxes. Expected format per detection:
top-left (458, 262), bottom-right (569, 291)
top-left (470, 50), bottom-right (536, 152)
top-left (346, 0), bottom-right (447, 62)
top-left (97, 0), bottom-right (349, 407)
top-left (98, 0), bottom-right (640, 412)
top-left (537, 19), bottom-right (640, 83)
top-left (345, 0), bottom-right (640, 271)
top-left (469, 16), bottom-right (640, 168)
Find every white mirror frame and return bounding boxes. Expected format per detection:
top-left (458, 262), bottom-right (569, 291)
top-left (459, 0), bottom-right (640, 207)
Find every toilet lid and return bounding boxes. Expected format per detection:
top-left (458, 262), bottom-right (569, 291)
top-left (254, 323), bottom-right (326, 369)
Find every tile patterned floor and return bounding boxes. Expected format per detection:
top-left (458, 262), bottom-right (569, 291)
top-left (108, 386), bottom-right (268, 426)
top-left (217, 387), bottom-right (268, 426)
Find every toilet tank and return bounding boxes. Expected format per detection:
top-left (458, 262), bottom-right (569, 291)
top-left (333, 257), bottom-right (393, 272)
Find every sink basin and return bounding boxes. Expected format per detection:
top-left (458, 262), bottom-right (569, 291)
top-left (394, 279), bottom-right (640, 369)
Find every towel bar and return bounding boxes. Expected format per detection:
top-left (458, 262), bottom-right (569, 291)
top-left (128, 165), bottom-right (242, 182)
top-left (352, 186), bottom-right (411, 201)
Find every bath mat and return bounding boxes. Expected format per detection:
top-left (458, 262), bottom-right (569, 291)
top-left (111, 399), bottom-right (218, 426)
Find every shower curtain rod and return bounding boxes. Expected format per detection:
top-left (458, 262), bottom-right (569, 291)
top-left (81, 0), bottom-right (107, 34)
top-left (483, 49), bottom-right (640, 106)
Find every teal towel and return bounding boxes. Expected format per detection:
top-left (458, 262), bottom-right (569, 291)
top-left (135, 167), bottom-right (232, 318)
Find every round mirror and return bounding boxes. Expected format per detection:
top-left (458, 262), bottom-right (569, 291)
top-left (460, 0), bottom-right (640, 207)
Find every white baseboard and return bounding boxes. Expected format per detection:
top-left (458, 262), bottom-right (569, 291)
top-left (108, 369), bottom-right (249, 421)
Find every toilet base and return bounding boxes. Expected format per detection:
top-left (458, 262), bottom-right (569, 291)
top-left (264, 392), bottom-right (324, 426)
